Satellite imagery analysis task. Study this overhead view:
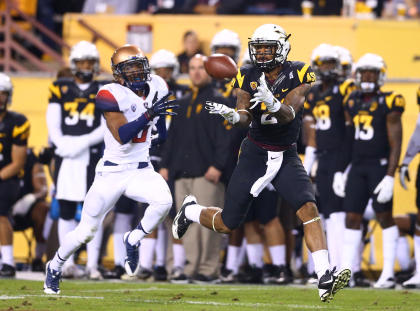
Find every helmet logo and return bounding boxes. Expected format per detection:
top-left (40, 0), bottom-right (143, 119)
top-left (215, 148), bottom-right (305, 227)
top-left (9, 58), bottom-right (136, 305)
top-left (131, 104), bottom-right (137, 112)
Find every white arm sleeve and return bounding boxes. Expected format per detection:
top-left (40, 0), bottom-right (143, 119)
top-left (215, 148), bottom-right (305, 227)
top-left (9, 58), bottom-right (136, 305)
top-left (46, 103), bottom-right (63, 146)
top-left (402, 113), bottom-right (420, 166)
top-left (81, 116), bottom-right (106, 146)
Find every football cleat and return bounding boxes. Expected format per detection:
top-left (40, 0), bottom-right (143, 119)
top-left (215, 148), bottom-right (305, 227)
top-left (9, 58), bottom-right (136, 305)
top-left (402, 272), bottom-right (420, 288)
top-left (373, 276), bottom-right (396, 289)
top-left (172, 195), bottom-right (196, 239)
top-left (44, 261), bottom-right (61, 294)
top-left (0, 263), bottom-right (16, 278)
top-left (123, 231), bottom-right (140, 277)
top-left (170, 266), bottom-right (189, 284)
top-left (318, 267), bottom-right (351, 303)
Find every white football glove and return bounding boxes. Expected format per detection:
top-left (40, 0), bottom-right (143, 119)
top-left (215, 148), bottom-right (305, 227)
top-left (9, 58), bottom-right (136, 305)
top-left (249, 73), bottom-right (281, 112)
top-left (12, 193), bottom-right (37, 216)
top-left (399, 164), bottom-right (410, 190)
top-left (332, 171), bottom-right (347, 198)
top-left (373, 175), bottom-right (394, 203)
top-left (205, 101), bottom-right (240, 124)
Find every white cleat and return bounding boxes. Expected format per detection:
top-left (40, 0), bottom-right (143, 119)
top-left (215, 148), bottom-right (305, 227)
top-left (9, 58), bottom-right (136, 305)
top-left (402, 272), bottom-right (420, 289)
top-left (373, 276), bottom-right (396, 289)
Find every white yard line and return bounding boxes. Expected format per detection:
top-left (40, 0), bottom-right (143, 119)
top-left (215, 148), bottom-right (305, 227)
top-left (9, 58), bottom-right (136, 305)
top-left (0, 294), bottom-right (104, 300)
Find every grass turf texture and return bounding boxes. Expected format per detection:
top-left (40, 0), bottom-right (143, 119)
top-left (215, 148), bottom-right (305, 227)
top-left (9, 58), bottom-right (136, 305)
top-left (0, 279), bottom-right (419, 311)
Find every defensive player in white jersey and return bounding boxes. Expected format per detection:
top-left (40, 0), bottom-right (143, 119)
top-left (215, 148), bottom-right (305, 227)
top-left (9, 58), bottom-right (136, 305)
top-left (44, 44), bottom-right (178, 294)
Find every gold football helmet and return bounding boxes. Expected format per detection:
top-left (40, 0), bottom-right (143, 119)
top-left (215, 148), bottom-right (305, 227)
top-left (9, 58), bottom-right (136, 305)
top-left (111, 44), bottom-right (151, 91)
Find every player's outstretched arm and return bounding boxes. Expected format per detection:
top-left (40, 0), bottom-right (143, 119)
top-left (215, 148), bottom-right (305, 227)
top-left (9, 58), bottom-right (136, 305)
top-left (272, 83), bottom-right (311, 124)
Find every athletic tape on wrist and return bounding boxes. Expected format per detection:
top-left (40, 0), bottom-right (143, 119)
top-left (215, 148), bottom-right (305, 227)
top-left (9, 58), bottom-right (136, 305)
top-left (303, 216), bottom-right (321, 226)
top-left (212, 210), bottom-right (221, 232)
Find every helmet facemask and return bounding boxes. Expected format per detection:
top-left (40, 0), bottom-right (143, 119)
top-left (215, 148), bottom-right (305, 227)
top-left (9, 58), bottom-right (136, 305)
top-left (355, 68), bottom-right (384, 93)
top-left (313, 58), bottom-right (341, 82)
top-left (248, 38), bottom-right (289, 71)
top-left (71, 58), bottom-right (99, 83)
top-left (113, 57), bottom-right (151, 92)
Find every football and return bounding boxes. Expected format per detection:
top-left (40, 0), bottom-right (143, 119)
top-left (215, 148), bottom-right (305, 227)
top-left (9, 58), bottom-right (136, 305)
top-left (204, 54), bottom-right (238, 80)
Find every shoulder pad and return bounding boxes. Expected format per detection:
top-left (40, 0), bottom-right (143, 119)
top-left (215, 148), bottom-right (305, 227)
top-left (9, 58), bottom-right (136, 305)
top-left (95, 83), bottom-right (126, 112)
top-left (339, 79), bottom-right (356, 96)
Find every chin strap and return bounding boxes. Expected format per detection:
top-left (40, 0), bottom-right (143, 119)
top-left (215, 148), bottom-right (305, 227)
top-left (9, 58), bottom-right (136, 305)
top-left (303, 216), bottom-right (321, 226)
top-left (212, 210), bottom-right (221, 232)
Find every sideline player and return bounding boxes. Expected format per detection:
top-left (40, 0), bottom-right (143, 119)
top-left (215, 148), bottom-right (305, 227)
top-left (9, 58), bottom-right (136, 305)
top-left (44, 44), bottom-right (177, 294)
top-left (172, 24), bottom-right (350, 302)
top-left (337, 53), bottom-right (404, 289)
top-left (0, 73), bottom-right (30, 277)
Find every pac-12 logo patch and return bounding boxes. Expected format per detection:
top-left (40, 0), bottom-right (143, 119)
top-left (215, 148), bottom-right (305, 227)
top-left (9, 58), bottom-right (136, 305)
top-left (250, 81), bottom-right (258, 90)
top-left (131, 104), bottom-right (137, 112)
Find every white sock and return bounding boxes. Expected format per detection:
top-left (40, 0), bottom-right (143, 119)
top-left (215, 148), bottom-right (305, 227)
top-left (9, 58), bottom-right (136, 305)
top-left (414, 235), bottom-right (420, 272)
top-left (226, 245), bottom-right (240, 273)
top-left (381, 225), bottom-right (398, 279)
top-left (307, 249), bottom-right (315, 275)
top-left (325, 218), bottom-right (337, 268)
top-left (58, 218), bottom-right (77, 265)
top-left (312, 249), bottom-right (330, 279)
top-left (173, 243), bottom-right (186, 269)
top-left (352, 240), bottom-right (364, 273)
top-left (237, 238), bottom-right (247, 267)
top-left (185, 204), bottom-right (203, 223)
top-left (87, 224), bottom-right (103, 270)
top-left (35, 242), bottom-right (46, 259)
top-left (246, 243), bottom-right (263, 268)
top-left (330, 212), bottom-right (346, 269)
top-left (342, 228), bottom-right (362, 272)
top-left (269, 245), bottom-right (286, 266)
top-left (1, 245), bottom-right (14, 266)
top-left (114, 213), bottom-right (132, 266)
top-left (127, 228), bottom-right (146, 246)
top-left (155, 223), bottom-right (168, 267)
top-left (139, 238), bottom-right (156, 270)
top-left (42, 215), bottom-right (53, 241)
top-left (397, 236), bottom-right (411, 271)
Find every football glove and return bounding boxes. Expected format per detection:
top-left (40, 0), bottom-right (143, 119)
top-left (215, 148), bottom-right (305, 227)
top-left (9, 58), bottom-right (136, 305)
top-left (145, 92), bottom-right (178, 120)
top-left (205, 101), bottom-right (240, 124)
top-left (373, 175), bottom-right (394, 203)
top-left (332, 171), bottom-right (346, 198)
top-left (12, 193), bottom-right (37, 216)
top-left (249, 73), bottom-right (281, 112)
top-left (399, 164), bottom-right (410, 190)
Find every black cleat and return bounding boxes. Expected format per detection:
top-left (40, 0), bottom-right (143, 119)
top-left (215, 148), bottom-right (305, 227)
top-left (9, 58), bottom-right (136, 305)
top-left (153, 265), bottom-right (168, 281)
top-left (0, 263), bottom-right (15, 278)
top-left (318, 267), bottom-right (351, 303)
top-left (172, 195), bottom-right (196, 239)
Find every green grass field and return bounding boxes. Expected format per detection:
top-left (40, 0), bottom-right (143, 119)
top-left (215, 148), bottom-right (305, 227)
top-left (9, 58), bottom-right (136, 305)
top-left (0, 279), bottom-right (419, 311)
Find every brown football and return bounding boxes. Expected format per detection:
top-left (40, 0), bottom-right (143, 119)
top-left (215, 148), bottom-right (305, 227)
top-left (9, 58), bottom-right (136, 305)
top-left (204, 54), bottom-right (238, 80)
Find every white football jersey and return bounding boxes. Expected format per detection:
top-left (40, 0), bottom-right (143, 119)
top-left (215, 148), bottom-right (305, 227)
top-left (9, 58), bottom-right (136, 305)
top-left (97, 74), bottom-right (168, 165)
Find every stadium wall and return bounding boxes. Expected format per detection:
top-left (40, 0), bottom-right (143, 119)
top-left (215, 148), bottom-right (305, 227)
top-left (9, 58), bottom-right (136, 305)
top-left (62, 14), bottom-right (420, 79)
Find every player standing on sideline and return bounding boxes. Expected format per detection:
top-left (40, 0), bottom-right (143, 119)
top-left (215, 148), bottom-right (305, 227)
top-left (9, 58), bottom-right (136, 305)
top-left (46, 41), bottom-right (106, 280)
top-left (44, 44), bottom-right (177, 294)
top-left (303, 44), bottom-right (355, 273)
top-left (0, 73), bottom-right (30, 278)
top-left (336, 53), bottom-right (404, 289)
top-left (399, 85), bottom-right (420, 288)
top-left (172, 24), bottom-right (350, 302)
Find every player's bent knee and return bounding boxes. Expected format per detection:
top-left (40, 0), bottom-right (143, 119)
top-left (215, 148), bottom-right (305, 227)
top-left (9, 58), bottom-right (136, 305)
top-left (73, 223), bottom-right (98, 244)
top-left (296, 201), bottom-right (319, 220)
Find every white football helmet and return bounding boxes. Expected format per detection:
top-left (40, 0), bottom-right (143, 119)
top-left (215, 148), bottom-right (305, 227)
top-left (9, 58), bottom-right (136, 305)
top-left (334, 46), bottom-right (353, 80)
top-left (210, 29), bottom-right (241, 63)
top-left (310, 43), bottom-right (341, 81)
top-left (0, 73), bottom-right (13, 109)
top-left (248, 24), bottom-right (291, 70)
top-left (150, 49), bottom-right (179, 76)
top-left (69, 41), bottom-right (100, 82)
top-left (354, 53), bottom-right (386, 93)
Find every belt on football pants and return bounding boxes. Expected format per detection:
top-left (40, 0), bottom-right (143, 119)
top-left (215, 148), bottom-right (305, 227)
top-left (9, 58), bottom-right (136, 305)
top-left (104, 160), bottom-right (148, 169)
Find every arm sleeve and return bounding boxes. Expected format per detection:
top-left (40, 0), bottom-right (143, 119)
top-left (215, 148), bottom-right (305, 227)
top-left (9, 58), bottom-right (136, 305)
top-left (402, 113), bottom-right (420, 166)
top-left (46, 103), bottom-right (63, 147)
top-left (11, 115), bottom-right (30, 146)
